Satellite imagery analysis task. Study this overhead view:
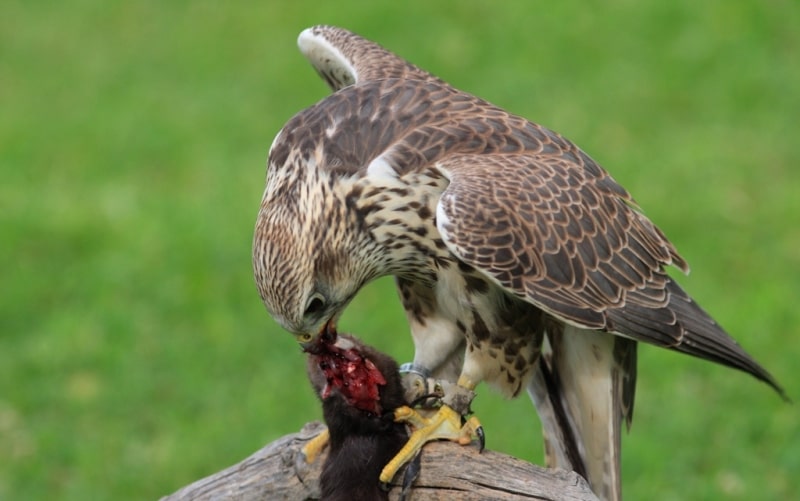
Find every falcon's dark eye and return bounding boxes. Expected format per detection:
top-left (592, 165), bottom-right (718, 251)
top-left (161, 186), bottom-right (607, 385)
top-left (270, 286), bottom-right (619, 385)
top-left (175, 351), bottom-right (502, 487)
top-left (304, 296), bottom-right (325, 317)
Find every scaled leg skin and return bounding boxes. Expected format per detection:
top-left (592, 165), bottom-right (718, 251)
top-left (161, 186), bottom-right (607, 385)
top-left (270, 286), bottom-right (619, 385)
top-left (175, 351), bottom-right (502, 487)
top-left (380, 375), bottom-right (484, 484)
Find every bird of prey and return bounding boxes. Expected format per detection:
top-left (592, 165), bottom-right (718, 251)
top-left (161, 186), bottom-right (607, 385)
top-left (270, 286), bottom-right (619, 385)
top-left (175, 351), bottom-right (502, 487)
top-left (253, 26), bottom-right (785, 500)
top-left (304, 329), bottom-right (418, 500)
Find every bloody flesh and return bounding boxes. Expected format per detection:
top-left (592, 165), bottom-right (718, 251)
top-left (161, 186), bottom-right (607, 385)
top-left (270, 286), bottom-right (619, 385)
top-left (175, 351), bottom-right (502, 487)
top-left (308, 336), bottom-right (387, 415)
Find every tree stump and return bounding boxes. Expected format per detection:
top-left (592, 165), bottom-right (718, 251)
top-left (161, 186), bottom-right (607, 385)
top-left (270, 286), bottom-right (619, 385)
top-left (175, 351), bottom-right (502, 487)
top-left (162, 421), bottom-right (598, 500)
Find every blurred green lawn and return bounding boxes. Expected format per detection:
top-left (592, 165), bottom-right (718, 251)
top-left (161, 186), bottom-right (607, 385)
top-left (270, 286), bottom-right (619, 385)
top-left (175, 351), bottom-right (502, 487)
top-left (2, 1), bottom-right (798, 499)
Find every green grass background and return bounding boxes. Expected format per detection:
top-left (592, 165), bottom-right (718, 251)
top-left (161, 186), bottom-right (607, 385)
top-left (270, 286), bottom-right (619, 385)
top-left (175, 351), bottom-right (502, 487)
top-left (2, 1), bottom-right (798, 499)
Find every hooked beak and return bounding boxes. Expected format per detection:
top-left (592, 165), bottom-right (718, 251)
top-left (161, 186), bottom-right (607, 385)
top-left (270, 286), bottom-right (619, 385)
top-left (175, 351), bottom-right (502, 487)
top-left (297, 318), bottom-right (337, 351)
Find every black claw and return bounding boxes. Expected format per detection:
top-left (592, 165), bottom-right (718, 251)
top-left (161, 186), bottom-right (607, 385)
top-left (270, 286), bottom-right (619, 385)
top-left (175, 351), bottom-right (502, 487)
top-left (399, 451), bottom-right (422, 501)
top-left (410, 393), bottom-right (443, 409)
top-left (476, 426), bottom-right (485, 453)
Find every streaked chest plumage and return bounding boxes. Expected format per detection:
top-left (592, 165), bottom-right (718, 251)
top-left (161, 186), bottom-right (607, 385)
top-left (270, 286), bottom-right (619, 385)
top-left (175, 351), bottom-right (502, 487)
top-left (353, 168), bottom-right (547, 397)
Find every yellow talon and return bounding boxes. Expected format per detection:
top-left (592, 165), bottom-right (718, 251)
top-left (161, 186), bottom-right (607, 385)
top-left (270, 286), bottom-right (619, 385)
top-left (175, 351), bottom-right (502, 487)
top-left (302, 428), bottom-right (330, 464)
top-left (379, 405), bottom-right (483, 484)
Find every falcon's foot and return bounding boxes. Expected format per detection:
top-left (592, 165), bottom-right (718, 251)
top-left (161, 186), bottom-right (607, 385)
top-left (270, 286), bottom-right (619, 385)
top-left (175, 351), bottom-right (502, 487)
top-left (301, 427), bottom-right (329, 464)
top-left (379, 404), bottom-right (484, 484)
top-left (399, 366), bottom-right (477, 414)
top-left (400, 363), bottom-right (443, 407)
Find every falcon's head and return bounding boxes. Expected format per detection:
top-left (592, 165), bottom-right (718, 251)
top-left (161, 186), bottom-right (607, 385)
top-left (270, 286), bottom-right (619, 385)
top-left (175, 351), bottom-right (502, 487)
top-left (253, 201), bottom-right (374, 346)
top-left (252, 124), bottom-right (387, 346)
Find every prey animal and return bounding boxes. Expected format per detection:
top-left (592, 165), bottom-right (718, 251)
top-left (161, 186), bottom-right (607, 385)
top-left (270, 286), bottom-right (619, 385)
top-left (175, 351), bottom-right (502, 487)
top-left (304, 329), bottom-right (422, 500)
top-left (254, 26), bottom-right (786, 500)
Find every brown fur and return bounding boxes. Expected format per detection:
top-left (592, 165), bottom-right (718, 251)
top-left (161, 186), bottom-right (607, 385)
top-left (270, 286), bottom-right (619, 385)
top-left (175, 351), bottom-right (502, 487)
top-left (307, 335), bottom-right (409, 501)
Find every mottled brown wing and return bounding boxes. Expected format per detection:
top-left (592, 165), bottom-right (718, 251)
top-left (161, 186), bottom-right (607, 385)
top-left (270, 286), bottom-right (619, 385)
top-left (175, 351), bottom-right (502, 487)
top-left (436, 152), bottom-right (785, 395)
top-left (437, 151), bottom-right (685, 328)
top-left (298, 25), bottom-right (444, 92)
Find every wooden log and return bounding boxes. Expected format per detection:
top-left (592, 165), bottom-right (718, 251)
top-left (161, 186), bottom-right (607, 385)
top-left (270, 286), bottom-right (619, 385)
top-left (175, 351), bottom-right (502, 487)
top-left (162, 421), bottom-right (599, 500)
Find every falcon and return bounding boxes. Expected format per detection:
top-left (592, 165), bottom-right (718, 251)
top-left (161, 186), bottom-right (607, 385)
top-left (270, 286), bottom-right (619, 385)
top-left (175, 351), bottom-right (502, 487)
top-left (253, 26), bottom-right (785, 501)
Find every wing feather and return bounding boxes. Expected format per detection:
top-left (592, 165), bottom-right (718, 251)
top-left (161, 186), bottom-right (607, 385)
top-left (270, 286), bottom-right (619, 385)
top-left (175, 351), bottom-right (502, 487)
top-left (297, 25), bottom-right (444, 92)
top-left (436, 152), bottom-right (785, 397)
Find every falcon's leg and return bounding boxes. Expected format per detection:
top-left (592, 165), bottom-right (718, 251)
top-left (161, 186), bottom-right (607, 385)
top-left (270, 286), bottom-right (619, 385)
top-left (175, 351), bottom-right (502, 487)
top-left (384, 279), bottom-right (486, 483)
top-left (301, 427), bottom-right (329, 464)
top-left (380, 378), bottom-right (486, 483)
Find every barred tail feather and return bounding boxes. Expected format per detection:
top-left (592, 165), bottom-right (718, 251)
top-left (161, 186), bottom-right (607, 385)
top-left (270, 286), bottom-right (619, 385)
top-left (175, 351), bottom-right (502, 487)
top-left (528, 327), bottom-right (636, 501)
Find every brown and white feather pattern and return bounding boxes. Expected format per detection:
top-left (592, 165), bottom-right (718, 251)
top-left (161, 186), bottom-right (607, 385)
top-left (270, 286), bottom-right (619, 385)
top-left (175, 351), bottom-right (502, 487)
top-left (253, 26), bottom-right (785, 501)
top-left (297, 25), bottom-right (445, 91)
